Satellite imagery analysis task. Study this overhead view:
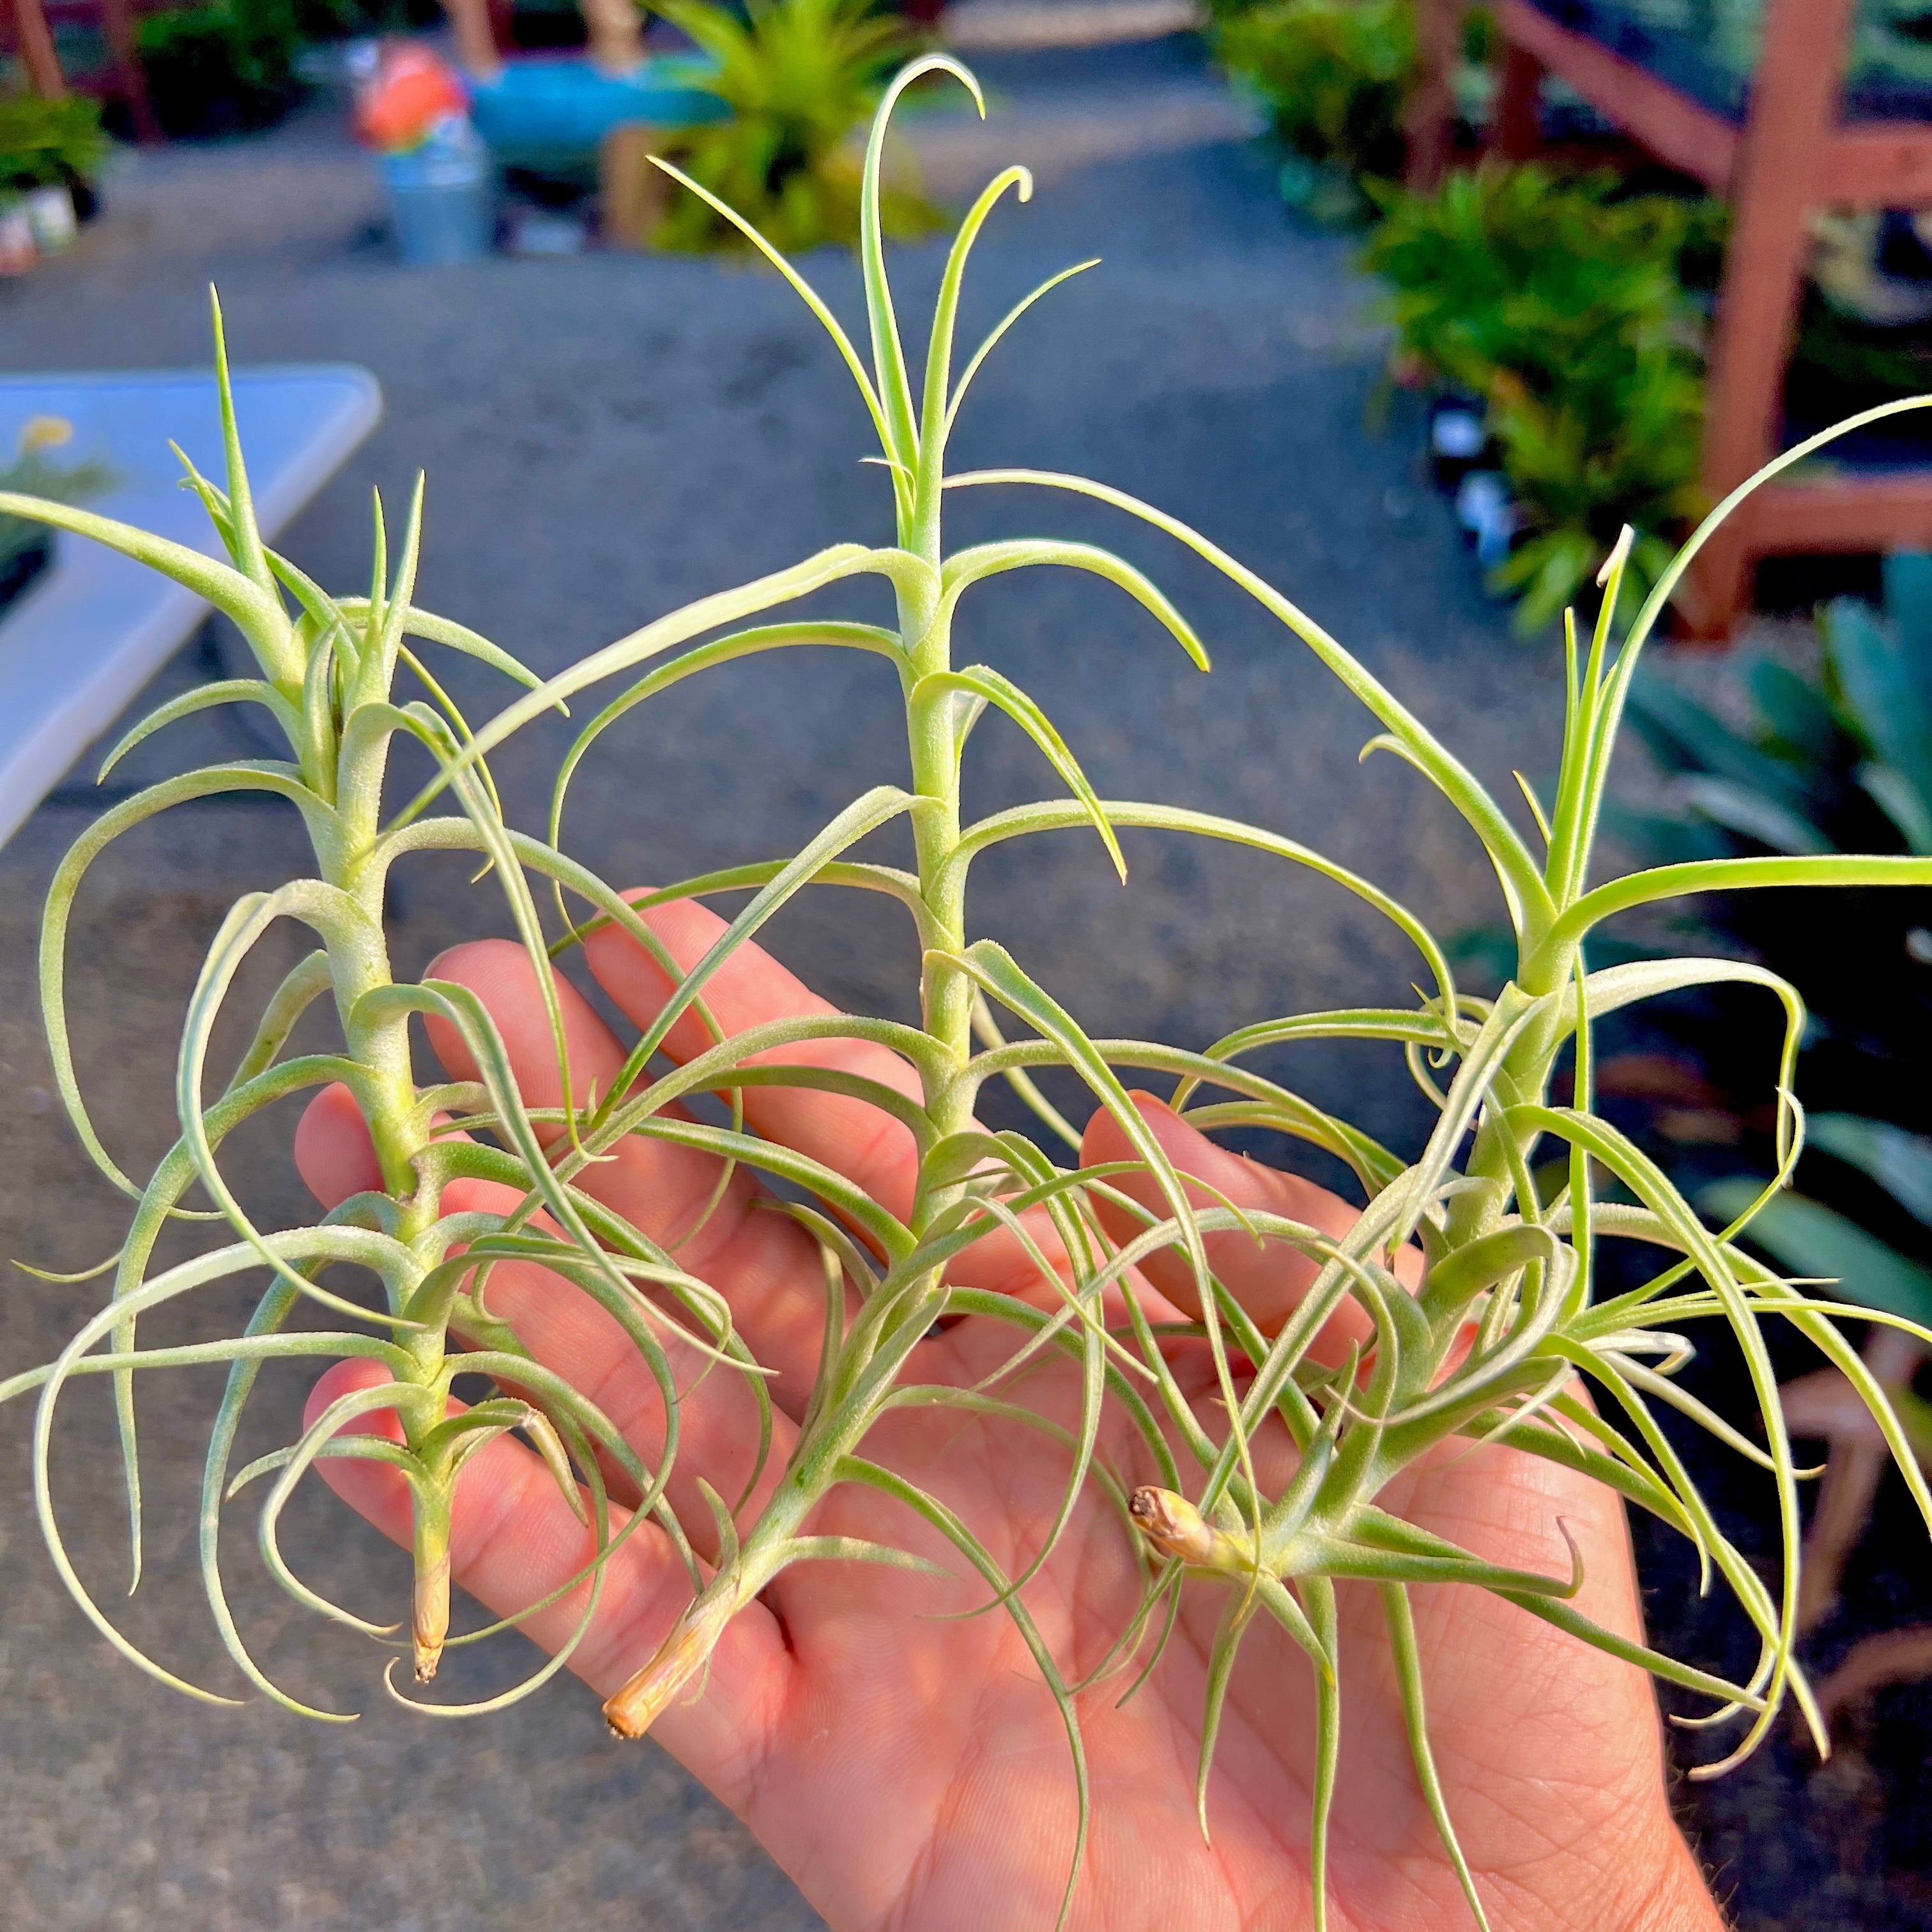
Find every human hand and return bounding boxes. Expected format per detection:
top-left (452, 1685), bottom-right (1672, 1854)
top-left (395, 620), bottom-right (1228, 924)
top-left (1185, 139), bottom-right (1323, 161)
top-left (294, 903), bottom-right (1721, 1932)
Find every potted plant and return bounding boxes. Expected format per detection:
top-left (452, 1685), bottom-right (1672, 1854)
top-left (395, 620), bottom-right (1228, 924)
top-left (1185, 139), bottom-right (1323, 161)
top-left (137, 0), bottom-right (307, 138)
top-left (0, 93), bottom-right (110, 263)
top-left (1365, 164), bottom-right (1717, 632)
top-left (632, 0), bottom-right (937, 252)
top-left (1215, 0), bottom-right (1420, 224)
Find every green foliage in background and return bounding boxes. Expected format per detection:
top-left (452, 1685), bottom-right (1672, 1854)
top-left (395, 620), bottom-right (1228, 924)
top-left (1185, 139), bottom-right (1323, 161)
top-left (1705, 1116), bottom-right (1932, 1333)
top-left (1622, 576), bottom-right (1932, 871)
top-left (1704, 1107), bottom-right (1932, 1634)
top-left (1215, 0), bottom-right (1418, 220)
top-left (289, 0), bottom-right (441, 38)
top-left (0, 93), bottom-right (110, 193)
top-left (1366, 164), bottom-right (1716, 632)
top-left (1485, 349), bottom-right (1705, 636)
top-left (1859, 0), bottom-right (1932, 89)
top-left (134, 0), bottom-right (435, 140)
top-left (1613, 569), bottom-right (1932, 1086)
top-left (1791, 284), bottom-right (1932, 428)
top-left (648, 0), bottom-right (939, 253)
top-left (138, 0), bottom-right (305, 139)
top-left (1441, 3), bottom-right (1932, 111)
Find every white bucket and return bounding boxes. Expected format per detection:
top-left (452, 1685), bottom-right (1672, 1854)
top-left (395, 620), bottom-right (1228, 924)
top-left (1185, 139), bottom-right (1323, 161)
top-left (26, 184), bottom-right (77, 254)
top-left (0, 202), bottom-right (35, 275)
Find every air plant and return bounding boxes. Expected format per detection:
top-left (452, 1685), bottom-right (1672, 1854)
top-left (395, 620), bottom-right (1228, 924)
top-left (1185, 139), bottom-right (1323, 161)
top-left (1713, 1114), bottom-right (1932, 1637)
top-left (0, 302), bottom-right (772, 1712)
top-left (6, 57), bottom-right (1932, 1932)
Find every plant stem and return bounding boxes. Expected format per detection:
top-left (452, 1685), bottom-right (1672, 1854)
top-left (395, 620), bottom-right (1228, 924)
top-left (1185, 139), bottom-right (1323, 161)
top-left (605, 470), bottom-right (999, 1734)
top-left (602, 1480), bottom-right (810, 1736)
top-left (411, 1483), bottom-right (453, 1680)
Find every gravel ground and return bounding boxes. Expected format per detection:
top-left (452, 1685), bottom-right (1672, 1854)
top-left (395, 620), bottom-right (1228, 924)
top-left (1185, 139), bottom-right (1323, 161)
top-left (4, 34), bottom-right (1901, 1932)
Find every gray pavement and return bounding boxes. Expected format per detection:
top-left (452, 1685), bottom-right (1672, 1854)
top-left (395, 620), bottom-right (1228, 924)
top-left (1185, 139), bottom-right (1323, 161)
top-left (0, 38), bottom-right (1568, 1931)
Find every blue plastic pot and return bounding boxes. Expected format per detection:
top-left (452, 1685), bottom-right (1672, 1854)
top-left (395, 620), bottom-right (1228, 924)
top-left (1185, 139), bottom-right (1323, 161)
top-left (467, 55), bottom-right (726, 173)
top-left (380, 136), bottom-right (495, 266)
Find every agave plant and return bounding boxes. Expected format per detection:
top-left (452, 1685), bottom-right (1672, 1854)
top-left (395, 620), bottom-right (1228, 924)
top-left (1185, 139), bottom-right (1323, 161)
top-left (1713, 1112), bottom-right (1932, 1634)
top-left (6, 56), bottom-right (1932, 1932)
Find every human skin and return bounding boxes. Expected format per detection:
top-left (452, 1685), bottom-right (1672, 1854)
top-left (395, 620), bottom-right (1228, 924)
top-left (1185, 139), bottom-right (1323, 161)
top-left (293, 900), bottom-right (1726, 1932)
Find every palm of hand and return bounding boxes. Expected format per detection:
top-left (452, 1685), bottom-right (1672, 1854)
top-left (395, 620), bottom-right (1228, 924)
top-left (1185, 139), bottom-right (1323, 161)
top-left (296, 907), bottom-right (1695, 1932)
top-left (731, 1368), bottom-right (1669, 1932)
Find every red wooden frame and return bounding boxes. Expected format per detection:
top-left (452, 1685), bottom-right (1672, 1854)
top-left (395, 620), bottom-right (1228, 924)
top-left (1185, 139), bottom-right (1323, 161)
top-left (4, 0), bottom-right (162, 141)
top-left (1411, 0), bottom-right (1932, 638)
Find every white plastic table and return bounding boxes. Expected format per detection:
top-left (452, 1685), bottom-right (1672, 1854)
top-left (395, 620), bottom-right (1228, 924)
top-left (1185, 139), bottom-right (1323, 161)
top-left (0, 365), bottom-right (383, 848)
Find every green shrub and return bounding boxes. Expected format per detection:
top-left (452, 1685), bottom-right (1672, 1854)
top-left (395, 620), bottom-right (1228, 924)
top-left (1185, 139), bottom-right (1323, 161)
top-left (1365, 164), bottom-right (1717, 631)
top-left (137, 0), bottom-right (304, 139)
top-left (1616, 571), bottom-right (1932, 1052)
top-left (1215, 0), bottom-right (1417, 216)
top-left (1483, 347), bottom-right (1705, 635)
top-left (649, 0), bottom-right (938, 254)
top-left (0, 93), bottom-right (110, 193)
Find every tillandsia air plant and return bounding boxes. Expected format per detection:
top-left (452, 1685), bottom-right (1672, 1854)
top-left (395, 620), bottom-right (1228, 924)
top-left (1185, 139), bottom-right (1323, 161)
top-left (7, 55), bottom-right (1932, 1932)
top-left (0, 298), bottom-right (774, 1708)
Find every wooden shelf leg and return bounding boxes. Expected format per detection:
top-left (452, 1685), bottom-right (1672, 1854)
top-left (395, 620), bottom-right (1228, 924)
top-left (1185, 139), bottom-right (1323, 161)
top-left (8, 0), bottom-right (68, 98)
top-left (1493, 38), bottom-right (1544, 162)
top-left (98, 0), bottom-right (161, 143)
top-left (1405, 0), bottom-right (1464, 191)
top-left (1691, 0), bottom-right (1857, 638)
top-left (443, 0), bottom-right (503, 79)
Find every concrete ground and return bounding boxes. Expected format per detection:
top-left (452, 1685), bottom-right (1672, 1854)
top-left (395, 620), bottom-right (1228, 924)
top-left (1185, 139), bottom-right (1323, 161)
top-left (0, 35), bottom-right (1579, 1931)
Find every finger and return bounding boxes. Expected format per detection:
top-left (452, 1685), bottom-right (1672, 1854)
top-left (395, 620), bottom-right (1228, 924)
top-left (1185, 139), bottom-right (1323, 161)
top-left (304, 1358), bottom-right (787, 1809)
top-left (293, 1079), bottom-right (383, 1204)
top-left (584, 898), bottom-right (926, 1222)
top-left (1081, 1092), bottom-right (1388, 1360)
top-left (583, 900), bottom-right (1069, 1301)
top-left (293, 952), bottom-right (1112, 1459)
top-left (294, 1089), bottom-right (797, 1552)
top-left (414, 939), bottom-right (847, 1413)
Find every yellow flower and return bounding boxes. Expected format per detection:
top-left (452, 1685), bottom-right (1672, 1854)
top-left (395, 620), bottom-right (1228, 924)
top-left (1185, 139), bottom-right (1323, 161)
top-left (19, 415), bottom-right (73, 454)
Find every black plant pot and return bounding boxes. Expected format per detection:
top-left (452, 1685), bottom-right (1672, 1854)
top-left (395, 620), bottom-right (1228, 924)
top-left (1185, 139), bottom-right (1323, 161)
top-left (1425, 392), bottom-right (1492, 493)
top-left (0, 534), bottom-right (52, 618)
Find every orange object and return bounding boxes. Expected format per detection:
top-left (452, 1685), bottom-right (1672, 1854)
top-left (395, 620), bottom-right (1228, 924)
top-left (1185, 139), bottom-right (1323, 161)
top-left (354, 43), bottom-right (469, 153)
